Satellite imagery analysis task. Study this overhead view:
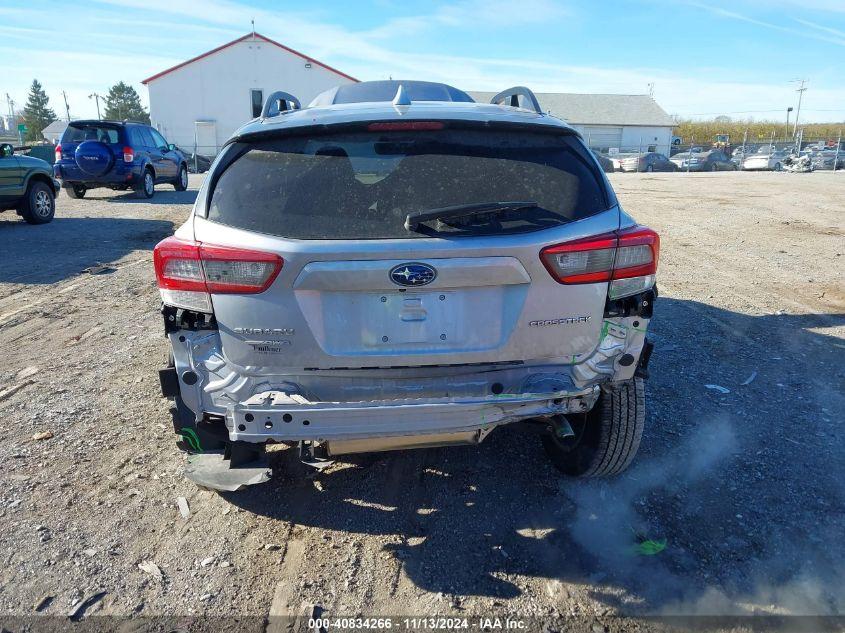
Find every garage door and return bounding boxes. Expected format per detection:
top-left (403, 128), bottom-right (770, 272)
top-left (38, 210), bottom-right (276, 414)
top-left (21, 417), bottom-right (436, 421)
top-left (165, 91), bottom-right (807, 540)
top-left (580, 126), bottom-right (623, 151)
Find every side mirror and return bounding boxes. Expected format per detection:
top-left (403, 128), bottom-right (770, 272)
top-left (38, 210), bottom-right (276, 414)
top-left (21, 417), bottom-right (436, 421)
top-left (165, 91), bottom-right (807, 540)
top-left (0, 143), bottom-right (12, 158)
top-left (168, 143), bottom-right (176, 152)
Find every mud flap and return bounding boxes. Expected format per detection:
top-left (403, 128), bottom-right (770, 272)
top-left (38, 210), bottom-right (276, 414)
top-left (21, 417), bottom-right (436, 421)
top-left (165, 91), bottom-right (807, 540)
top-left (171, 396), bottom-right (227, 453)
top-left (184, 446), bottom-right (271, 492)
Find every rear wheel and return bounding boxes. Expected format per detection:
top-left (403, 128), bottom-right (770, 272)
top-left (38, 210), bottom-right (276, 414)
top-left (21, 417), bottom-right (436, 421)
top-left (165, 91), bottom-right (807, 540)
top-left (541, 378), bottom-right (645, 477)
top-left (645, 164), bottom-right (654, 172)
top-left (66, 184), bottom-right (86, 199)
top-left (710, 163), bottom-right (718, 172)
top-left (173, 164), bottom-right (188, 191)
top-left (773, 162), bottom-right (783, 172)
top-left (20, 181), bottom-right (55, 225)
top-left (136, 169), bottom-right (155, 199)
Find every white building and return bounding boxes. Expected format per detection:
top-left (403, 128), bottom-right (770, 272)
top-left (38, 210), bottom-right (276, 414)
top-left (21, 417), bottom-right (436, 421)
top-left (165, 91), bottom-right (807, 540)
top-left (142, 32), bottom-right (358, 156)
top-left (42, 120), bottom-right (68, 144)
top-left (470, 92), bottom-right (675, 156)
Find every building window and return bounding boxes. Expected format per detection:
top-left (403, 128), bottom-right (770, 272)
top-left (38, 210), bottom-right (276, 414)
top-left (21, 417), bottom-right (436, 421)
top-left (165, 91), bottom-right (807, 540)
top-left (251, 90), bottom-right (263, 118)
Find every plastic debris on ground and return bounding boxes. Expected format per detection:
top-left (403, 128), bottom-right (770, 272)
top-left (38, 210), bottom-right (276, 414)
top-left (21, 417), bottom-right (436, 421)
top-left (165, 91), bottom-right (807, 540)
top-left (632, 538), bottom-right (667, 556)
top-left (741, 371), bottom-right (758, 385)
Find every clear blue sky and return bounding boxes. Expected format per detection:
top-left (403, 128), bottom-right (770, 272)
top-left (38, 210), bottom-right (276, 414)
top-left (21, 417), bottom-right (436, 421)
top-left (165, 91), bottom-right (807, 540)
top-left (2, 0), bottom-right (844, 123)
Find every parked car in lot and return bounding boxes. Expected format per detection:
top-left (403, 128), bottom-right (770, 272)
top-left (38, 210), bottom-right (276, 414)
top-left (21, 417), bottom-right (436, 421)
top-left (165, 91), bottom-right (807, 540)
top-left (154, 81), bottom-right (660, 489)
top-left (730, 146), bottom-right (753, 166)
top-left (590, 149), bottom-right (614, 173)
top-left (619, 152), bottom-right (677, 173)
top-left (742, 149), bottom-right (788, 171)
top-left (54, 120), bottom-right (188, 199)
top-left (809, 150), bottom-right (845, 171)
top-left (608, 152), bottom-right (637, 171)
top-left (177, 147), bottom-right (212, 174)
top-left (671, 149), bottom-right (736, 171)
top-left (0, 142), bottom-right (60, 224)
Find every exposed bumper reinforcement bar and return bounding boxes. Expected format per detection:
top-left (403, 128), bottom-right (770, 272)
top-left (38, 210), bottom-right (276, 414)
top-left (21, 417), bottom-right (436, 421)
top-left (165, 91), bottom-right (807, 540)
top-left (228, 387), bottom-right (600, 443)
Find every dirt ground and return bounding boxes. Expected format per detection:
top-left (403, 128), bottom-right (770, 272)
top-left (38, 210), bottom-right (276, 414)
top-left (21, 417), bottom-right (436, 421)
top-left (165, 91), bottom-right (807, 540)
top-left (0, 172), bottom-right (843, 630)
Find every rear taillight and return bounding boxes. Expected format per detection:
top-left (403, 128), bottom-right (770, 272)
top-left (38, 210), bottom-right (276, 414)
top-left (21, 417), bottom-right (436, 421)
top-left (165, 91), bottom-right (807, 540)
top-left (153, 237), bottom-right (283, 313)
top-left (123, 146), bottom-right (134, 163)
top-left (55, 144), bottom-right (62, 161)
top-left (540, 226), bottom-right (660, 298)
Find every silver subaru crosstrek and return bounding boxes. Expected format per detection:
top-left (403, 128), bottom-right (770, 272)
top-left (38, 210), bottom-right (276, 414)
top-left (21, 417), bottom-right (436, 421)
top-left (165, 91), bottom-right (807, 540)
top-left (154, 80), bottom-right (659, 490)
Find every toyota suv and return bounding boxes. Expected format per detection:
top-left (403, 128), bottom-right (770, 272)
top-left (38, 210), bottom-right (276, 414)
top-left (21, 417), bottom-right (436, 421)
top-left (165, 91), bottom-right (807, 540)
top-left (54, 120), bottom-right (188, 199)
top-left (154, 81), bottom-right (659, 490)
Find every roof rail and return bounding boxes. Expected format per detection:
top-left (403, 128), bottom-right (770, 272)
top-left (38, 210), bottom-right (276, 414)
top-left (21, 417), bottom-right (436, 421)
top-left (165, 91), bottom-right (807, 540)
top-left (489, 86), bottom-right (542, 114)
top-left (261, 91), bottom-right (302, 120)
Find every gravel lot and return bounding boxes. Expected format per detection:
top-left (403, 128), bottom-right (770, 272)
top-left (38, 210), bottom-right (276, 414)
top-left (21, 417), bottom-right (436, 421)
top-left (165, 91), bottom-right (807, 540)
top-left (0, 172), bottom-right (843, 628)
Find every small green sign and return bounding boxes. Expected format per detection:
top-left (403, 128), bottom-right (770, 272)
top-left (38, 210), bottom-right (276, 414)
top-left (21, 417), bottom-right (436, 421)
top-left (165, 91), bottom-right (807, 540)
top-left (17, 123), bottom-right (27, 132)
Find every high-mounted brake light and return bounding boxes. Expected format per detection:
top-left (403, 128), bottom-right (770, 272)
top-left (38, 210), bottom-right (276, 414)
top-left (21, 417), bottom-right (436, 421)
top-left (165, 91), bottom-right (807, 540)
top-left (367, 121), bottom-right (445, 131)
top-left (54, 144), bottom-right (62, 162)
top-left (540, 226), bottom-right (659, 298)
top-left (123, 146), bottom-right (134, 163)
top-left (153, 237), bottom-right (283, 313)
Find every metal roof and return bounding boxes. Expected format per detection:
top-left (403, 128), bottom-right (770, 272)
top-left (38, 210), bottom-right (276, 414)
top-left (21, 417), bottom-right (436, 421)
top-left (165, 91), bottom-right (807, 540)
top-left (469, 91), bottom-right (675, 127)
top-left (41, 120), bottom-right (69, 135)
top-left (142, 33), bottom-right (358, 85)
top-left (310, 80), bottom-right (475, 107)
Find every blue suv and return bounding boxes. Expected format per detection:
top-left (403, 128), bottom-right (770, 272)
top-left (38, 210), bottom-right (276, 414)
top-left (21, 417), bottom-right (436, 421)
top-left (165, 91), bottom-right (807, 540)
top-left (54, 120), bottom-right (188, 199)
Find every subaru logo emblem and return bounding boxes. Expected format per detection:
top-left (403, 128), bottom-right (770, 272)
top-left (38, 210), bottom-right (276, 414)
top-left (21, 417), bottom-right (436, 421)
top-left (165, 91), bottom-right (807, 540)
top-left (389, 263), bottom-right (437, 287)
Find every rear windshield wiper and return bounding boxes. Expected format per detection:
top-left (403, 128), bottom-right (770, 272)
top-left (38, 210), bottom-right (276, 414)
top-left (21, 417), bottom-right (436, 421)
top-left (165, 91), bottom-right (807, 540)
top-left (404, 201), bottom-right (539, 232)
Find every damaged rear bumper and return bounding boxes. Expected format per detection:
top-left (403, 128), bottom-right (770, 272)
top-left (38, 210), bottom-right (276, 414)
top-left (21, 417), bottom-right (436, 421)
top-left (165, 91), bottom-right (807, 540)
top-left (161, 308), bottom-right (650, 447)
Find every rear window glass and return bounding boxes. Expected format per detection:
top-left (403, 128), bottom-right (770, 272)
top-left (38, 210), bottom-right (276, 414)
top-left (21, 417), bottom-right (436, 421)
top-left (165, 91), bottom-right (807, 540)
top-left (208, 128), bottom-right (611, 240)
top-left (62, 124), bottom-right (121, 144)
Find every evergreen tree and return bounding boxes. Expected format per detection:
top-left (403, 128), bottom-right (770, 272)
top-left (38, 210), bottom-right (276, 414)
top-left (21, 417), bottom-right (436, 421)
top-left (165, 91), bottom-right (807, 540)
top-left (103, 82), bottom-right (150, 123)
top-left (21, 79), bottom-right (57, 142)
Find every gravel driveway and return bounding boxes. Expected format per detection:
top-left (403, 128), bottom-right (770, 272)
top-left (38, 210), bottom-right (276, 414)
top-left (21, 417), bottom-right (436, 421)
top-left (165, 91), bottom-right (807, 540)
top-left (0, 173), bottom-right (842, 629)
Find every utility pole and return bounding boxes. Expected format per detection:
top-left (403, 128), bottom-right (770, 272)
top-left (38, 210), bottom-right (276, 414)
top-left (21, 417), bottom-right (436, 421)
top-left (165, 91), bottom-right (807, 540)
top-left (62, 90), bottom-right (71, 121)
top-left (834, 130), bottom-right (841, 174)
top-left (5, 93), bottom-right (14, 126)
top-left (785, 107), bottom-right (793, 140)
top-left (5, 94), bottom-right (17, 141)
top-left (89, 92), bottom-right (102, 120)
top-left (792, 79), bottom-right (807, 138)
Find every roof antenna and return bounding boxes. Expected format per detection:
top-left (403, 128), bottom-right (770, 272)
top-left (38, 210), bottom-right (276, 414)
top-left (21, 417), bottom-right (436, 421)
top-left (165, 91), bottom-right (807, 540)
top-left (393, 84), bottom-right (411, 107)
top-left (251, 18), bottom-right (255, 39)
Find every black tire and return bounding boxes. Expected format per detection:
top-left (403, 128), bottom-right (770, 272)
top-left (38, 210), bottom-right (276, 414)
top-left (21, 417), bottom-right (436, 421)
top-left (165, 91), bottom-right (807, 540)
top-left (173, 164), bottom-right (188, 191)
top-left (20, 181), bottom-right (55, 225)
top-left (710, 163), bottom-right (718, 172)
top-left (773, 162), bottom-right (783, 172)
top-left (66, 184), bottom-right (86, 199)
top-left (645, 165), bottom-right (654, 172)
top-left (136, 169), bottom-right (155, 199)
top-left (541, 378), bottom-right (645, 477)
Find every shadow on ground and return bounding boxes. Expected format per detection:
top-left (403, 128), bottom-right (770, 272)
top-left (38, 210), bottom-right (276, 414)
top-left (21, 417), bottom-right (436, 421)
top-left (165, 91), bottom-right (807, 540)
top-left (103, 189), bottom-right (198, 205)
top-left (224, 299), bottom-right (845, 615)
top-left (0, 217), bottom-right (174, 284)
